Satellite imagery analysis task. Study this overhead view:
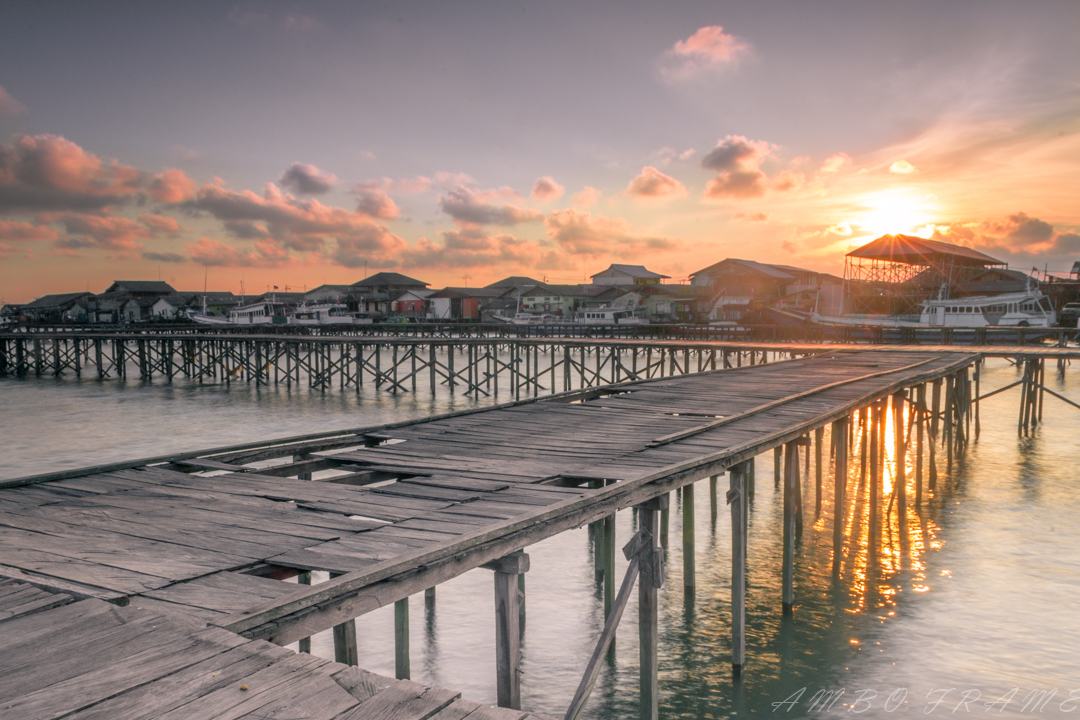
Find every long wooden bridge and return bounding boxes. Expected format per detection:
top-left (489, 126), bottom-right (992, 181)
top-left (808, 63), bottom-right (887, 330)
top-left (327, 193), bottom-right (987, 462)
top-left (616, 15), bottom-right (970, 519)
top-left (0, 348), bottom-right (991, 718)
top-left (0, 331), bottom-right (1076, 401)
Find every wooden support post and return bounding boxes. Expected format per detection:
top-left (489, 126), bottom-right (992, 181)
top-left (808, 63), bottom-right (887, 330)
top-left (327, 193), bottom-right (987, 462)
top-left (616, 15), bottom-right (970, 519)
top-left (297, 571), bottom-right (311, 653)
top-left (395, 597), bottom-right (410, 679)
top-left (774, 446), bottom-right (782, 488)
top-left (659, 494), bottom-right (669, 549)
top-left (831, 418), bottom-right (848, 575)
top-left (682, 482), bottom-right (695, 600)
top-left (603, 513), bottom-right (616, 621)
top-left (814, 426), bottom-right (824, 515)
top-left (728, 463), bottom-right (747, 673)
top-left (484, 551), bottom-right (530, 710)
top-left (782, 440), bottom-right (800, 614)
top-left (974, 359), bottom-right (981, 439)
top-left (637, 495), bottom-right (666, 720)
top-left (709, 474), bottom-right (718, 524)
top-left (916, 384), bottom-right (926, 506)
top-left (868, 402), bottom-right (880, 560)
top-left (931, 378), bottom-right (942, 447)
top-left (333, 619), bottom-right (358, 666)
top-left (893, 391), bottom-right (907, 536)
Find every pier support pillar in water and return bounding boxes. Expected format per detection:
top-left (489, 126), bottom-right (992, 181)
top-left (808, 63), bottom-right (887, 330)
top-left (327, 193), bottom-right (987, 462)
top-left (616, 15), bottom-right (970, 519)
top-left (893, 391), bottom-right (908, 536)
top-left (395, 598), bottom-right (410, 680)
top-left (728, 462), bottom-right (748, 674)
top-left (683, 481), bottom-right (695, 601)
top-left (782, 438), bottom-right (804, 615)
top-left (831, 418), bottom-right (848, 576)
top-left (297, 571), bottom-right (311, 654)
top-left (483, 550), bottom-right (530, 710)
top-left (637, 494), bottom-right (666, 720)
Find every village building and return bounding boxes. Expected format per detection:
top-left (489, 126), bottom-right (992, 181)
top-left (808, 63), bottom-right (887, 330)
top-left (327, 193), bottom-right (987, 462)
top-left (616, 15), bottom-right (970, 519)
top-left (17, 292), bottom-right (93, 323)
top-left (304, 284), bottom-right (353, 304)
top-left (428, 287), bottom-right (503, 320)
top-left (590, 264), bottom-right (669, 286)
top-left (390, 288), bottom-right (436, 318)
top-left (690, 258), bottom-right (842, 321)
top-left (103, 280), bottom-right (178, 297)
top-left (349, 272), bottom-right (430, 315)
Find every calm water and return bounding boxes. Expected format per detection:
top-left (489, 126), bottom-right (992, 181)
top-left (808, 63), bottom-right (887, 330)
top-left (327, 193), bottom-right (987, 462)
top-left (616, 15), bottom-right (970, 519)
top-left (2, 358), bottom-right (1078, 718)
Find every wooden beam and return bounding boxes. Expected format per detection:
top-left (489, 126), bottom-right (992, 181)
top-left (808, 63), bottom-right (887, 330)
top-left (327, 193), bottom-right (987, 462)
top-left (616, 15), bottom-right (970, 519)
top-left (395, 597), bottom-right (410, 680)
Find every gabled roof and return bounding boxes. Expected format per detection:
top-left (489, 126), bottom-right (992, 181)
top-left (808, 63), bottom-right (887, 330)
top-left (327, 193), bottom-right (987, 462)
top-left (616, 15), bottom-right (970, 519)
top-left (847, 234), bottom-right (1005, 266)
top-left (430, 287), bottom-right (505, 299)
top-left (351, 272), bottom-right (429, 288)
top-left (105, 280), bottom-right (177, 294)
top-left (690, 258), bottom-right (797, 280)
top-left (305, 284), bottom-right (352, 295)
top-left (486, 276), bottom-right (542, 288)
top-left (591, 264), bottom-right (670, 279)
top-left (22, 292), bottom-right (93, 309)
top-left (521, 284), bottom-right (596, 297)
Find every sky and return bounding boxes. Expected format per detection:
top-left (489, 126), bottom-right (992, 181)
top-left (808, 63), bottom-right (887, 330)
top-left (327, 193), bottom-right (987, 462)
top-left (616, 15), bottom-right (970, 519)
top-left (1, 0), bottom-right (1078, 302)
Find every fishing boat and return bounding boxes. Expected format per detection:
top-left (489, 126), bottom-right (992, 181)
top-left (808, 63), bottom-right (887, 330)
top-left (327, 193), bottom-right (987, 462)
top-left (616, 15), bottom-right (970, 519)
top-left (571, 308), bottom-right (649, 325)
top-left (187, 299), bottom-right (372, 326)
top-left (811, 285), bottom-right (1056, 328)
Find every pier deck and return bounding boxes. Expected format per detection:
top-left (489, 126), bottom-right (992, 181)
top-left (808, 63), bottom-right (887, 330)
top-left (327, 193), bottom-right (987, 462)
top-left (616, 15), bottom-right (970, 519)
top-left (0, 349), bottom-right (978, 718)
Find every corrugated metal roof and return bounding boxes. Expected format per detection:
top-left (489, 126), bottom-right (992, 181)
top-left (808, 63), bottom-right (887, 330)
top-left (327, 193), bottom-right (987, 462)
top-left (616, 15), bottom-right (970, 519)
top-left (351, 272), bottom-right (429, 287)
top-left (592, 264), bottom-right (670, 279)
top-left (22, 292), bottom-right (92, 309)
top-left (847, 234), bottom-right (1004, 265)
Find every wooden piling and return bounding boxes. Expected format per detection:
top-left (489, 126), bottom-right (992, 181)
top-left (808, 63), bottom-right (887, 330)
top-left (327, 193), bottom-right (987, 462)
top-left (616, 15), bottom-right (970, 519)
top-left (728, 463), bottom-right (747, 672)
top-left (782, 440), bottom-right (799, 614)
top-left (395, 597), bottom-right (410, 679)
top-left (486, 551), bottom-right (530, 710)
top-left (893, 391), bottom-right (907, 536)
top-left (297, 571), bottom-right (311, 654)
top-left (831, 418), bottom-right (848, 575)
top-left (637, 495), bottom-right (665, 720)
top-left (814, 426), bottom-right (824, 515)
top-left (332, 619), bottom-right (358, 666)
top-left (682, 482), bottom-right (695, 599)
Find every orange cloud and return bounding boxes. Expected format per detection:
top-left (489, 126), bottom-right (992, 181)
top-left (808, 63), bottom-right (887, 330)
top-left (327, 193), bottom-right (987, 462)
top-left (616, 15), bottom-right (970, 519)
top-left (626, 166), bottom-right (686, 200)
top-left (138, 213), bottom-right (184, 235)
top-left (889, 160), bottom-right (917, 174)
top-left (821, 153), bottom-right (852, 174)
top-left (544, 208), bottom-right (677, 257)
top-left (352, 182), bottom-right (400, 220)
top-left (659, 26), bottom-right (750, 80)
top-left (531, 176), bottom-right (565, 203)
top-left (438, 186), bottom-right (541, 226)
top-left (401, 228), bottom-right (557, 270)
top-left (148, 168), bottom-right (197, 203)
top-left (0, 219), bottom-right (61, 242)
top-left (186, 236), bottom-right (291, 267)
top-left (573, 186), bottom-right (601, 206)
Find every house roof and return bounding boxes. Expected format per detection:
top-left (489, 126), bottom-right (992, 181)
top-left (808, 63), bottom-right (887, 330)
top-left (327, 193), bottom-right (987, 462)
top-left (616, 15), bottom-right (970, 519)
top-left (153, 294), bottom-right (188, 307)
top-left (486, 276), bottom-right (542, 288)
top-left (430, 287), bottom-right (505, 299)
top-left (847, 234), bottom-right (1005, 266)
top-left (105, 280), bottom-right (177, 294)
top-left (351, 272), bottom-right (429, 288)
top-left (305, 284), bottom-right (352, 295)
top-left (591, 264), bottom-right (670, 280)
top-left (690, 258), bottom-right (797, 280)
top-left (22, 292), bottom-right (93, 309)
top-left (521, 284), bottom-right (598, 297)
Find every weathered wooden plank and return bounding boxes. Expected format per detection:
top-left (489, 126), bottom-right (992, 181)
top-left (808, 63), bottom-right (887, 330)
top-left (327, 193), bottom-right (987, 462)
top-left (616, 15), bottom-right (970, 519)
top-left (334, 680), bottom-right (459, 720)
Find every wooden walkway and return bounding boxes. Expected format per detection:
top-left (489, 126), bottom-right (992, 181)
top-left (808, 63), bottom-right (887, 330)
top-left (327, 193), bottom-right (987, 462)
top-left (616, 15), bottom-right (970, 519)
top-left (0, 348), bottom-right (979, 718)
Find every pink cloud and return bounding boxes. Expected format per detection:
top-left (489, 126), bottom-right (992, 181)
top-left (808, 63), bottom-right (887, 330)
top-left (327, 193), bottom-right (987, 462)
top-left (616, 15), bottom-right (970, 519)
top-left (0, 85), bottom-right (27, 116)
top-left (734, 212), bottom-right (769, 222)
top-left (439, 186), bottom-right (542, 226)
top-left (544, 209), bottom-right (677, 257)
top-left (0, 219), bottom-right (60, 242)
top-left (772, 169), bottom-right (806, 193)
top-left (626, 166), bottom-right (686, 200)
top-left (186, 236), bottom-right (290, 267)
top-left (138, 213), bottom-right (184, 235)
top-left (531, 176), bottom-right (565, 203)
top-left (279, 163), bottom-right (337, 194)
top-left (56, 213), bottom-right (149, 253)
top-left (820, 153), bottom-right (852, 174)
top-left (704, 170), bottom-right (766, 199)
top-left (659, 26), bottom-right (750, 80)
top-left (353, 182), bottom-right (400, 220)
top-left (701, 135), bottom-right (779, 200)
top-left (329, 226), bottom-right (408, 268)
top-left (573, 186), bottom-right (601, 206)
top-left (148, 168), bottom-right (197, 204)
top-left (400, 228), bottom-right (559, 271)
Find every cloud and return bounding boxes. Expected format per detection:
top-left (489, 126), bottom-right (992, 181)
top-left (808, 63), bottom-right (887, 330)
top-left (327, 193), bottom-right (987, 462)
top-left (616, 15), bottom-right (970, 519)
top-left (531, 176), bottom-right (565, 203)
top-left (544, 209), bottom-right (677, 257)
top-left (573, 186), bottom-right (601, 206)
top-left (1004, 212), bottom-right (1053, 246)
top-left (889, 160), bottom-right (917, 174)
top-left (353, 182), bottom-right (400, 220)
top-left (0, 85), bottom-right (27, 115)
top-left (659, 26), bottom-right (750, 81)
top-left (701, 135), bottom-right (781, 200)
top-left (186, 236), bottom-right (290, 267)
top-left (626, 166), bottom-right (686, 200)
top-left (701, 135), bottom-right (773, 173)
top-left (400, 228), bottom-right (558, 271)
top-left (138, 213), bottom-right (183, 236)
top-left (925, 212), bottom-right (1080, 268)
top-left (142, 251), bottom-right (186, 263)
top-left (704, 170), bottom-right (766, 199)
top-left (438, 186), bottom-right (542, 226)
top-left (0, 219), bottom-right (60, 242)
top-left (57, 213), bottom-right (149, 253)
top-left (0, 134), bottom-right (197, 213)
top-left (734, 212), bottom-right (769, 222)
top-left (184, 182), bottom-right (398, 253)
top-left (772, 169), bottom-right (806, 193)
top-left (279, 163), bottom-right (337, 195)
top-left (329, 225), bottom-right (408, 268)
top-left (821, 153), bottom-right (852, 174)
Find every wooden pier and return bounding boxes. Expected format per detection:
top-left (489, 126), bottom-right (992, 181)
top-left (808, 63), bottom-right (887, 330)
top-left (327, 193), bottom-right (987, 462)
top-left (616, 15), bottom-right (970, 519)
top-left (0, 348), bottom-right (1009, 718)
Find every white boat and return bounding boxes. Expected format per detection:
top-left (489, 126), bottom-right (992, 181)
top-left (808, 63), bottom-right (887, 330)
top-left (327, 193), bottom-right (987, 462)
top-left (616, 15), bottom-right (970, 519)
top-left (572, 308), bottom-right (649, 325)
top-left (290, 303), bottom-right (372, 326)
top-left (812, 286), bottom-right (1056, 329)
